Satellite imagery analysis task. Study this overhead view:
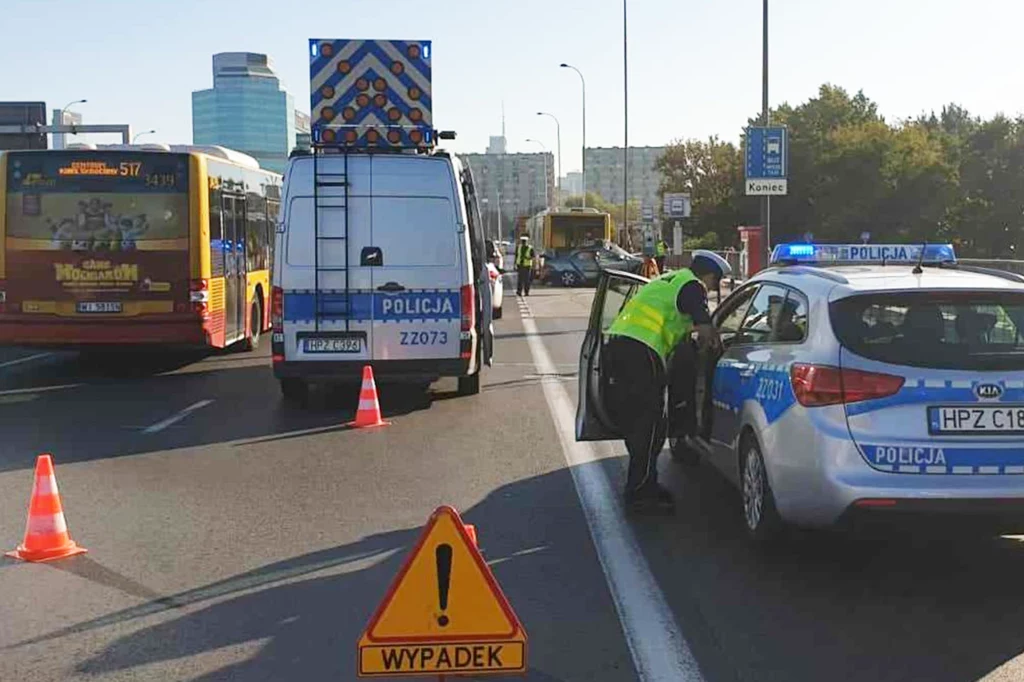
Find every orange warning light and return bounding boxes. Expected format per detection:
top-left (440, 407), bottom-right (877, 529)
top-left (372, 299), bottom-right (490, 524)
top-left (373, 94), bottom-right (387, 108)
top-left (387, 130), bottom-right (402, 144)
top-left (344, 130), bottom-right (358, 143)
top-left (337, 60), bottom-right (351, 74)
top-left (391, 61), bottom-right (404, 76)
top-left (321, 106), bottom-right (336, 122)
top-left (322, 129), bottom-right (336, 143)
top-left (408, 86), bottom-right (421, 101)
top-left (320, 85), bottom-right (335, 99)
top-left (407, 44), bottom-right (421, 60)
top-left (409, 130), bottom-right (423, 145)
top-left (366, 128), bottom-right (379, 143)
top-left (387, 108), bottom-right (402, 122)
top-left (409, 108), bottom-right (423, 123)
top-left (373, 78), bottom-right (387, 92)
top-left (320, 43), bottom-right (335, 58)
top-left (356, 93), bottom-right (370, 108)
top-left (356, 77), bottom-right (369, 91)
top-left (342, 107), bottom-right (356, 122)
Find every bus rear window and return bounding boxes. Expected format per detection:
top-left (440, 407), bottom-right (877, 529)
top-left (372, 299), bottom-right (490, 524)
top-left (830, 292), bottom-right (1024, 370)
top-left (5, 152), bottom-right (189, 247)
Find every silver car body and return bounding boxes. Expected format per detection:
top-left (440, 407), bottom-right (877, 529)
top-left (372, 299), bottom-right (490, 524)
top-left (578, 248), bottom-right (1024, 528)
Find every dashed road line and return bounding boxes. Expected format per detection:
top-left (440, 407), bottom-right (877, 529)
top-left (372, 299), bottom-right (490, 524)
top-left (520, 313), bottom-right (703, 680)
top-left (515, 295), bottom-right (533, 318)
top-left (142, 399), bottom-right (215, 434)
top-left (0, 352), bottom-right (53, 370)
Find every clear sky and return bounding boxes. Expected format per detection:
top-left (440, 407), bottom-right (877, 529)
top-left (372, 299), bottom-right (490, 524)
top-left (4, 0), bottom-right (1023, 175)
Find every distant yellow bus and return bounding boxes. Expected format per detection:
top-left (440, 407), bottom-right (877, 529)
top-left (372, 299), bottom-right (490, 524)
top-left (526, 207), bottom-right (613, 253)
top-left (0, 146), bottom-right (282, 350)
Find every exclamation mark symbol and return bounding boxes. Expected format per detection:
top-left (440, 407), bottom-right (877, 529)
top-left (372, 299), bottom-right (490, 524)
top-left (436, 543), bottom-right (452, 627)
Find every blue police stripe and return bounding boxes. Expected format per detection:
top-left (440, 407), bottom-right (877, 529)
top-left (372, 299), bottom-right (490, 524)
top-left (284, 290), bottom-right (460, 323)
top-left (846, 383), bottom-right (1024, 417)
top-left (861, 443), bottom-right (1024, 474)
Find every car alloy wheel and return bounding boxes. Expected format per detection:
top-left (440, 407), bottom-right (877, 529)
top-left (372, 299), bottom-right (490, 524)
top-left (743, 444), bottom-right (765, 532)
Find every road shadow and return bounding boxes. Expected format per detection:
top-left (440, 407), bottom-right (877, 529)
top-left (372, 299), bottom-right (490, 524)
top-left (0, 359), bottom-right (451, 473)
top-left (642, 457), bottom-right (1024, 682)
top-left (7, 465), bottom-right (628, 682)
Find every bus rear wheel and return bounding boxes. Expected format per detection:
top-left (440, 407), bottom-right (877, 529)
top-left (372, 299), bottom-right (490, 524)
top-left (243, 302), bottom-right (261, 352)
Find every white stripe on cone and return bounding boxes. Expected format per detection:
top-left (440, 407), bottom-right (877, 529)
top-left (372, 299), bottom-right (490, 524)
top-left (358, 399), bottom-right (379, 411)
top-left (35, 475), bottom-right (58, 497)
top-left (28, 512), bottom-right (68, 536)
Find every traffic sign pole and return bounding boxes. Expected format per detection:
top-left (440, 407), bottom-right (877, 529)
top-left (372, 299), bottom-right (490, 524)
top-left (762, 0), bottom-right (770, 252)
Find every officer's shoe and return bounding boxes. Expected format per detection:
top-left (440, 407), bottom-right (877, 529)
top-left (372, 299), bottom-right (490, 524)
top-left (625, 485), bottom-right (675, 516)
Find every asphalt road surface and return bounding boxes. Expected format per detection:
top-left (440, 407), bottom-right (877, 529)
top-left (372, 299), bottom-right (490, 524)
top-left (2, 283), bottom-right (1024, 682)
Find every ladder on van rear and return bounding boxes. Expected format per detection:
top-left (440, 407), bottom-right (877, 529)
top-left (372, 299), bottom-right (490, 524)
top-left (311, 148), bottom-right (351, 332)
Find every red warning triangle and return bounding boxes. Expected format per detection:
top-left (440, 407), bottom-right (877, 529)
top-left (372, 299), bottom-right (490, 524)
top-left (360, 505), bottom-right (526, 643)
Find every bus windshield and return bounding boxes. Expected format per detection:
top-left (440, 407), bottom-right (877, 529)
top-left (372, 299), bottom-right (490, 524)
top-left (5, 151), bottom-right (189, 249)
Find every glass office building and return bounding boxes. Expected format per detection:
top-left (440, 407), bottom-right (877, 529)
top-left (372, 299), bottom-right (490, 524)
top-left (192, 53), bottom-right (295, 173)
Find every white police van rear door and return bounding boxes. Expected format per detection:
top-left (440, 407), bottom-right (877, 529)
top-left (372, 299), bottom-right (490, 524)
top-left (369, 155), bottom-right (463, 361)
top-left (833, 290), bottom-right (1024, 475)
top-left (282, 155), bottom-right (373, 364)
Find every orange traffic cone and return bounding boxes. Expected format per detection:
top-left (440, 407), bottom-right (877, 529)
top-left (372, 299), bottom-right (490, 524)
top-left (347, 366), bottom-right (390, 428)
top-left (7, 454), bottom-right (87, 562)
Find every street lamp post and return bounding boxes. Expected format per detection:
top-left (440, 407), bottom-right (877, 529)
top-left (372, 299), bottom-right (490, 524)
top-left (58, 99), bottom-right (86, 148)
top-left (132, 129), bottom-right (156, 144)
top-left (560, 63), bottom-right (586, 208)
top-left (536, 112), bottom-right (561, 206)
top-left (525, 139), bottom-right (550, 211)
top-left (623, 0), bottom-right (629, 236)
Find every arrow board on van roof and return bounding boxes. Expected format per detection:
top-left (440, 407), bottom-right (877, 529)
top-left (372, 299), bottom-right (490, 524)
top-left (309, 39), bottom-right (433, 149)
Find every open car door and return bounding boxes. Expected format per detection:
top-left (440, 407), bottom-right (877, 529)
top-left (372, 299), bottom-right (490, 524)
top-left (576, 268), bottom-right (649, 441)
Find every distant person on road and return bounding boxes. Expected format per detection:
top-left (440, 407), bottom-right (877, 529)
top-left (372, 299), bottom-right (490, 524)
top-left (604, 250), bottom-right (732, 515)
top-left (515, 235), bottom-right (535, 297)
top-left (655, 238), bottom-right (668, 273)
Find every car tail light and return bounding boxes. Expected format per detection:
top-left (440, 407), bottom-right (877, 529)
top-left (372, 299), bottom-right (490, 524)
top-left (790, 364), bottom-right (904, 407)
top-left (461, 284), bottom-right (475, 332)
top-left (190, 279), bottom-right (210, 319)
top-left (488, 268), bottom-right (499, 281)
top-left (271, 286), bottom-right (283, 332)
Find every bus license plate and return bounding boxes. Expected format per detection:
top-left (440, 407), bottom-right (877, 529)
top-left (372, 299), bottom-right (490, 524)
top-left (77, 302), bottom-right (122, 314)
top-left (302, 336), bottom-right (362, 353)
top-left (928, 406), bottom-right (1024, 435)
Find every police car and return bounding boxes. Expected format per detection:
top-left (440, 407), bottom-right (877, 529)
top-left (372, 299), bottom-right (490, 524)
top-left (578, 243), bottom-right (1024, 542)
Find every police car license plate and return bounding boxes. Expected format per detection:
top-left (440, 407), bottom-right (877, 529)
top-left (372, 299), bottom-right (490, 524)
top-left (302, 336), bottom-right (362, 353)
top-left (928, 406), bottom-right (1024, 435)
top-left (77, 302), bottom-right (122, 314)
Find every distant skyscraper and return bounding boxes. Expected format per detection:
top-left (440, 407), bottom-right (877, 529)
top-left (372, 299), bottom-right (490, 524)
top-left (51, 109), bottom-right (84, 150)
top-left (294, 110), bottom-right (311, 152)
top-left (191, 52), bottom-right (295, 173)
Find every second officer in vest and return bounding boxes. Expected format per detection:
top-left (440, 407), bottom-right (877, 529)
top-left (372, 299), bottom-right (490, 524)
top-left (604, 250), bottom-right (732, 514)
top-left (515, 235), bottom-right (535, 296)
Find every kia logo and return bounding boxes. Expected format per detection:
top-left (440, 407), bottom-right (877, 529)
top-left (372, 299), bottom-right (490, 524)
top-left (975, 383), bottom-right (1004, 400)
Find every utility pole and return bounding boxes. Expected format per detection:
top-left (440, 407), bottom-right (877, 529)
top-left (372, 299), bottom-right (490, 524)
top-left (623, 0), bottom-right (629, 242)
top-left (761, 0), bottom-right (771, 251)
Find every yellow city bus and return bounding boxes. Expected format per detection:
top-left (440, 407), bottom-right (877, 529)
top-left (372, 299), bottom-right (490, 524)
top-left (526, 207), bottom-right (613, 253)
top-left (0, 145), bottom-right (282, 350)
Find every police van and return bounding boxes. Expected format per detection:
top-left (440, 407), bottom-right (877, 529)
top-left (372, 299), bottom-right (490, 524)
top-left (579, 243), bottom-right (1024, 544)
top-left (271, 39), bottom-right (492, 402)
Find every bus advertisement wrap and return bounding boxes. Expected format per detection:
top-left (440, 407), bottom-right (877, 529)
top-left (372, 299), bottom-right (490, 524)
top-left (3, 151), bottom-right (190, 315)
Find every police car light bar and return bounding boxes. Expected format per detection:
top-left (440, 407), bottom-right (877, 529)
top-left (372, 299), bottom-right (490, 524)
top-left (769, 243), bottom-right (957, 266)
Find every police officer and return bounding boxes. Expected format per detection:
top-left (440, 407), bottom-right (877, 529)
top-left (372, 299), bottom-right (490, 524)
top-left (655, 238), bottom-right (668, 273)
top-left (515, 235), bottom-right (535, 297)
top-left (604, 250), bottom-right (732, 514)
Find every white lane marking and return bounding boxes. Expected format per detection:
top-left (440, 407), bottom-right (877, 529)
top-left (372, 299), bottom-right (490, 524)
top-left (0, 383), bottom-right (81, 397)
top-left (0, 352), bottom-right (53, 370)
top-left (521, 314), bottom-right (703, 681)
top-left (142, 399), bottom-right (215, 434)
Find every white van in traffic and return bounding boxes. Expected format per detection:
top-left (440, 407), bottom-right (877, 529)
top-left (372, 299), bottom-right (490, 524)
top-left (271, 149), bottom-right (493, 403)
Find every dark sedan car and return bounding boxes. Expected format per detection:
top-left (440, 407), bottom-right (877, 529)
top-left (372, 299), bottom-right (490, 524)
top-left (540, 243), bottom-right (644, 287)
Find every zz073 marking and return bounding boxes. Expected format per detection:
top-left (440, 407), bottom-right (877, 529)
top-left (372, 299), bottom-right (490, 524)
top-left (399, 330), bottom-right (450, 346)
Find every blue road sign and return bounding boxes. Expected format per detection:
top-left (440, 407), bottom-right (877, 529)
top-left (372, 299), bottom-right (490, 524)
top-left (745, 126), bottom-right (788, 195)
top-left (309, 39), bottom-right (433, 148)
